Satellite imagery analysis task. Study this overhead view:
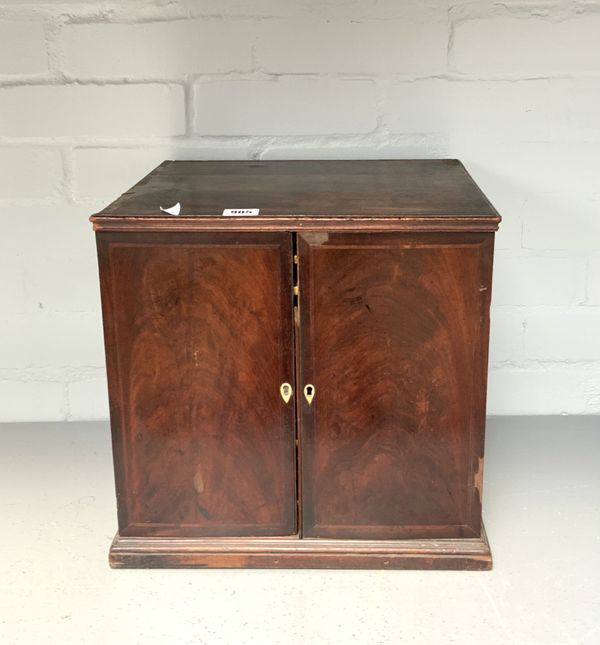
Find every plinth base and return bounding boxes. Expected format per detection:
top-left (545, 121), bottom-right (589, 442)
top-left (109, 524), bottom-right (492, 570)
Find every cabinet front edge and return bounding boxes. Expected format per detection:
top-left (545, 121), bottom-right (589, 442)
top-left (90, 215), bottom-right (501, 233)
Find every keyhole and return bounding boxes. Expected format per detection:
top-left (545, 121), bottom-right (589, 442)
top-left (304, 384), bottom-right (315, 405)
top-left (280, 382), bottom-right (293, 404)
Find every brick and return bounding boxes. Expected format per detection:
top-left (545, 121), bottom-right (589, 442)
top-left (1, 0), bottom-right (440, 17)
top-left (73, 148), bottom-right (171, 201)
top-left (0, 312), bottom-right (105, 369)
top-left (260, 135), bottom-right (447, 160)
top-left (0, 204), bottom-right (99, 319)
top-left (460, 141), bottom-right (600, 199)
top-left (0, 255), bottom-right (28, 314)
top-left (194, 79), bottom-right (377, 135)
top-left (0, 147), bottom-right (62, 200)
top-left (384, 79), bottom-right (600, 143)
top-left (521, 142), bottom-right (600, 199)
top-left (587, 260), bottom-right (600, 305)
top-left (522, 192), bottom-right (600, 251)
top-left (492, 254), bottom-right (586, 306)
top-left (565, 80), bottom-right (600, 143)
top-left (488, 366), bottom-right (600, 415)
top-left (524, 310), bottom-right (600, 361)
top-left (454, 140), bottom-right (600, 251)
top-left (62, 20), bottom-right (252, 79)
top-left (448, 80), bottom-right (573, 143)
top-left (2, 0), bottom-right (100, 2)
top-left (0, 20), bottom-right (48, 76)
top-left (0, 380), bottom-right (66, 422)
top-left (451, 13), bottom-right (600, 76)
top-left (255, 19), bottom-right (446, 74)
top-left (0, 202), bottom-right (97, 255)
top-left (21, 252), bottom-right (101, 313)
top-left (427, 79), bottom-right (600, 145)
top-left (0, 84), bottom-right (185, 138)
top-left (383, 80), bottom-right (447, 134)
top-left (301, 0), bottom-right (444, 20)
top-left (488, 308), bottom-right (525, 363)
top-left (68, 373), bottom-right (109, 420)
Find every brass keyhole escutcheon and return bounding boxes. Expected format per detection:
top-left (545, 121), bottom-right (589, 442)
top-left (280, 382), bottom-right (293, 404)
top-left (304, 384), bottom-right (315, 405)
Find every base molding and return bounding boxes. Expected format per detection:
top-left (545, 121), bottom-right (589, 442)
top-left (109, 525), bottom-right (492, 570)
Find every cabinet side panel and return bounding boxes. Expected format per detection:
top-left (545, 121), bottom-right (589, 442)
top-left (96, 232), bottom-right (296, 537)
top-left (299, 232), bottom-right (493, 540)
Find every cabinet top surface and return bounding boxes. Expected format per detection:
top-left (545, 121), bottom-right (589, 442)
top-left (91, 160), bottom-right (500, 227)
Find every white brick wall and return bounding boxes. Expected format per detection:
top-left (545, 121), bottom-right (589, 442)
top-left (193, 79), bottom-right (377, 135)
top-left (0, 20), bottom-right (48, 76)
top-left (0, 148), bottom-right (62, 199)
top-left (0, 84), bottom-right (186, 138)
top-left (62, 20), bottom-right (253, 78)
top-left (254, 19), bottom-right (448, 74)
top-left (1, 0), bottom-right (599, 420)
top-left (450, 9), bottom-right (600, 76)
top-left (588, 260), bottom-right (600, 305)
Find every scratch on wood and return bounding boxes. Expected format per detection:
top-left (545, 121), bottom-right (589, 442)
top-left (474, 456), bottom-right (484, 500)
top-left (193, 464), bottom-right (205, 494)
top-left (302, 232), bottom-right (329, 246)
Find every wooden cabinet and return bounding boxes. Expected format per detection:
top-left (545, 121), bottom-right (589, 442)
top-left (297, 232), bottom-right (493, 541)
top-left (91, 160), bottom-right (500, 569)
top-left (97, 232), bottom-right (297, 537)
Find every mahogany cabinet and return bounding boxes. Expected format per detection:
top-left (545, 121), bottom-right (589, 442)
top-left (91, 160), bottom-right (500, 569)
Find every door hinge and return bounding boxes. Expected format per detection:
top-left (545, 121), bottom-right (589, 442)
top-left (293, 255), bottom-right (299, 301)
top-left (293, 245), bottom-right (299, 316)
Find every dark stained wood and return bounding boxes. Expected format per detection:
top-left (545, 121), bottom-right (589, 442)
top-left (90, 160), bottom-right (500, 232)
top-left (93, 159), bottom-right (499, 569)
top-left (97, 231), bottom-right (297, 537)
top-left (92, 216), bottom-right (500, 234)
top-left (109, 527), bottom-right (492, 570)
top-left (298, 232), bottom-right (494, 540)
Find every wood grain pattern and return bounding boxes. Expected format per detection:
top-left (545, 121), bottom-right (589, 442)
top-left (93, 160), bottom-right (499, 569)
top-left (90, 160), bottom-right (500, 226)
top-left (97, 231), bottom-right (297, 537)
top-left (298, 232), bottom-right (494, 540)
top-left (109, 526), bottom-right (492, 569)
top-left (92, 216), bottom-right (500, 234)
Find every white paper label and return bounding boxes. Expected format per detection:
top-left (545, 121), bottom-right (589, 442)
top-left (160, 202), bottom-right (181, 216)
top-left (222, 208), bottom-right (259, 217)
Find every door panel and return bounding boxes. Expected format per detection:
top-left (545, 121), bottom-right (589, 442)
top-left (97, 232), bottom-right (296, 537)
top-left (298, 232), bottom-right (493, 539)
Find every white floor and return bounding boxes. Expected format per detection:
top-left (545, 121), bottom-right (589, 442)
top-left (1, 417), bottom-right (599, 645)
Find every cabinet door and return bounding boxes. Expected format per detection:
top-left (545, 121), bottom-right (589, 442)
top-left (97, 232), bottom-right (297, 537)
top-left (297, 232), bottom-right (494, 539)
